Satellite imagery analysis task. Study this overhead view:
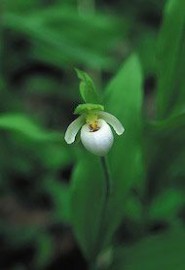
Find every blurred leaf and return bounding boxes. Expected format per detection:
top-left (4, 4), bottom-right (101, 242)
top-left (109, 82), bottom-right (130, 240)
top-left (44, 178), bottom-right (71, 223)
top-left (75, 68), bottom-right (100, 103)
top-left (102, 54), bottom-right (144, 247)
top-left (0, 223), bottom-right (39, 246)
top-left (149, 189), bottom-right (185, 221)
top-left (5, 0), bottom-right (40, 13)
top-left (156, 0), bottom-right (185, 119)
top-left (0, 78), bottom-right (4, 90)
top-left (148, 112), bottom-right (185, 134)
top-left (123, 195), bottom-right (143, 223)
top-left (34, 233), bottom-right (53, 269)
top-left (3, 7), bottom-right (123, 69)
top-left (111, 229), bottom-right (185, 270)
top-left (37, 143), bottom-right (73, 171)
top-left (97, 247), bottom-right (113, 270)
top-left (0, 113), bottom-right (61, 142)
top-left (145, 111), bottom-right (185, 198)
top-left (137, 32), bottom-right (157, 75)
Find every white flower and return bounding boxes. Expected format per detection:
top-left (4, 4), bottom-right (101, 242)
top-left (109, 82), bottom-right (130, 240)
top-left (64, 111), bottom-right (125, 156)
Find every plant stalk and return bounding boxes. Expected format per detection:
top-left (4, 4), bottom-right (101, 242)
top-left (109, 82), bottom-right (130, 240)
top-left (101, 156), bottom-right (112, 200)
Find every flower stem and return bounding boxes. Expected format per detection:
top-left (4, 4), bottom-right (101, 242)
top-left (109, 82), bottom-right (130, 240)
top-left (101, 156), bottom-right (112, 199)
top-left (89, 157), bottom-right (112, 269)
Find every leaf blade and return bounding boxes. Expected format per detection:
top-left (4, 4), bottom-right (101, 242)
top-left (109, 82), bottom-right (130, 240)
top-left (156, 0), bottom-right (185, 119)
top-left (75, 68), bottom-right (100, 104)
top-left (111, 229), bottom-right (185, 270)
top-left (102, 54), bottom-right (144, 247)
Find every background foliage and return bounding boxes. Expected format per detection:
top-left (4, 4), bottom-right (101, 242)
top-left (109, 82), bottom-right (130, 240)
top-left (1, 0), bottom-right (185, 269)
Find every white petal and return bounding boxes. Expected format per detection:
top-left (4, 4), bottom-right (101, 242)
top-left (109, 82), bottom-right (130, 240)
top-left (64, 115), bottom-right (84, 144)
top-left (98, 111), bottom-right (125, 135)
top-left (80, 119), bottom-right (113, 156)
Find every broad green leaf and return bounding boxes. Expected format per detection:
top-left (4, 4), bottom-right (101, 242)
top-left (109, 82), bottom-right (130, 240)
top-left (156, 0), bottom-right (185, 119)
top-left (111, 229), bottom-right (185, 270)
top-left (137, 32), bottom-right (157, 75)
top-left (75, 69), bottom-right (100, 104)
top-left (0, 113), bottom-right (61, 142)
top-left (102, 54), bottom-right (144, 247)
top-left (70, 152), bottom-right (104, 260)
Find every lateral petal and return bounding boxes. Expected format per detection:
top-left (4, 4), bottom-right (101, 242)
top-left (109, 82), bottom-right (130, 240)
top-left (98, 111), bottom-right (125, 135)
top-left (64, 115), bottom-right (84, 144)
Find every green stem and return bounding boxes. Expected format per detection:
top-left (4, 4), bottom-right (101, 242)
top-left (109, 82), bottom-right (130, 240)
top-left (89, 157), bottom-right (112, 269)
top-left (101, 156), bottom-right (112, 199)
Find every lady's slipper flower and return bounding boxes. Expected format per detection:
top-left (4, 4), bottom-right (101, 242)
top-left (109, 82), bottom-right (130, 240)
top-left (64, 104), bottom-right (125, 156)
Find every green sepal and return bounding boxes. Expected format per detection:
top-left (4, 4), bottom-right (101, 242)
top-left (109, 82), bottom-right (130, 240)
top-left (75, 68), bottom-right (100, 104)
top-left (74, 103), bottom-right (104, 115)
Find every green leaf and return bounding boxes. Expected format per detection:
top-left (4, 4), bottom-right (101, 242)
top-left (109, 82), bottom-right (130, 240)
top-left (149, 189), bottom-right (185, 221)
top-left (44, 178), bottom-right (71, 223)
top-left (156, 0), bottom-right (185, 119)
top-left (70, 153), bottom-right (104, 260)
top-left (34, 233), bottom-right (53, 269)
top-left (74, 103), bottom-right (104, 115)
top-left (75, 68), bottom-right (100, 104)
top-left (145, 111), bottom-right (185, 198)
top-left (0, 113), bottom-right (61, 142)
top-left (111, 229), bottom-right (185, 270)
top-left (3, 9), bottom-right (120, 69)
top-left (5, 0), bottom-right (39, 13)
top-left (102, 54), bottom-right (144, 247)
top-left (148, 112), bottom-right (185, 134)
